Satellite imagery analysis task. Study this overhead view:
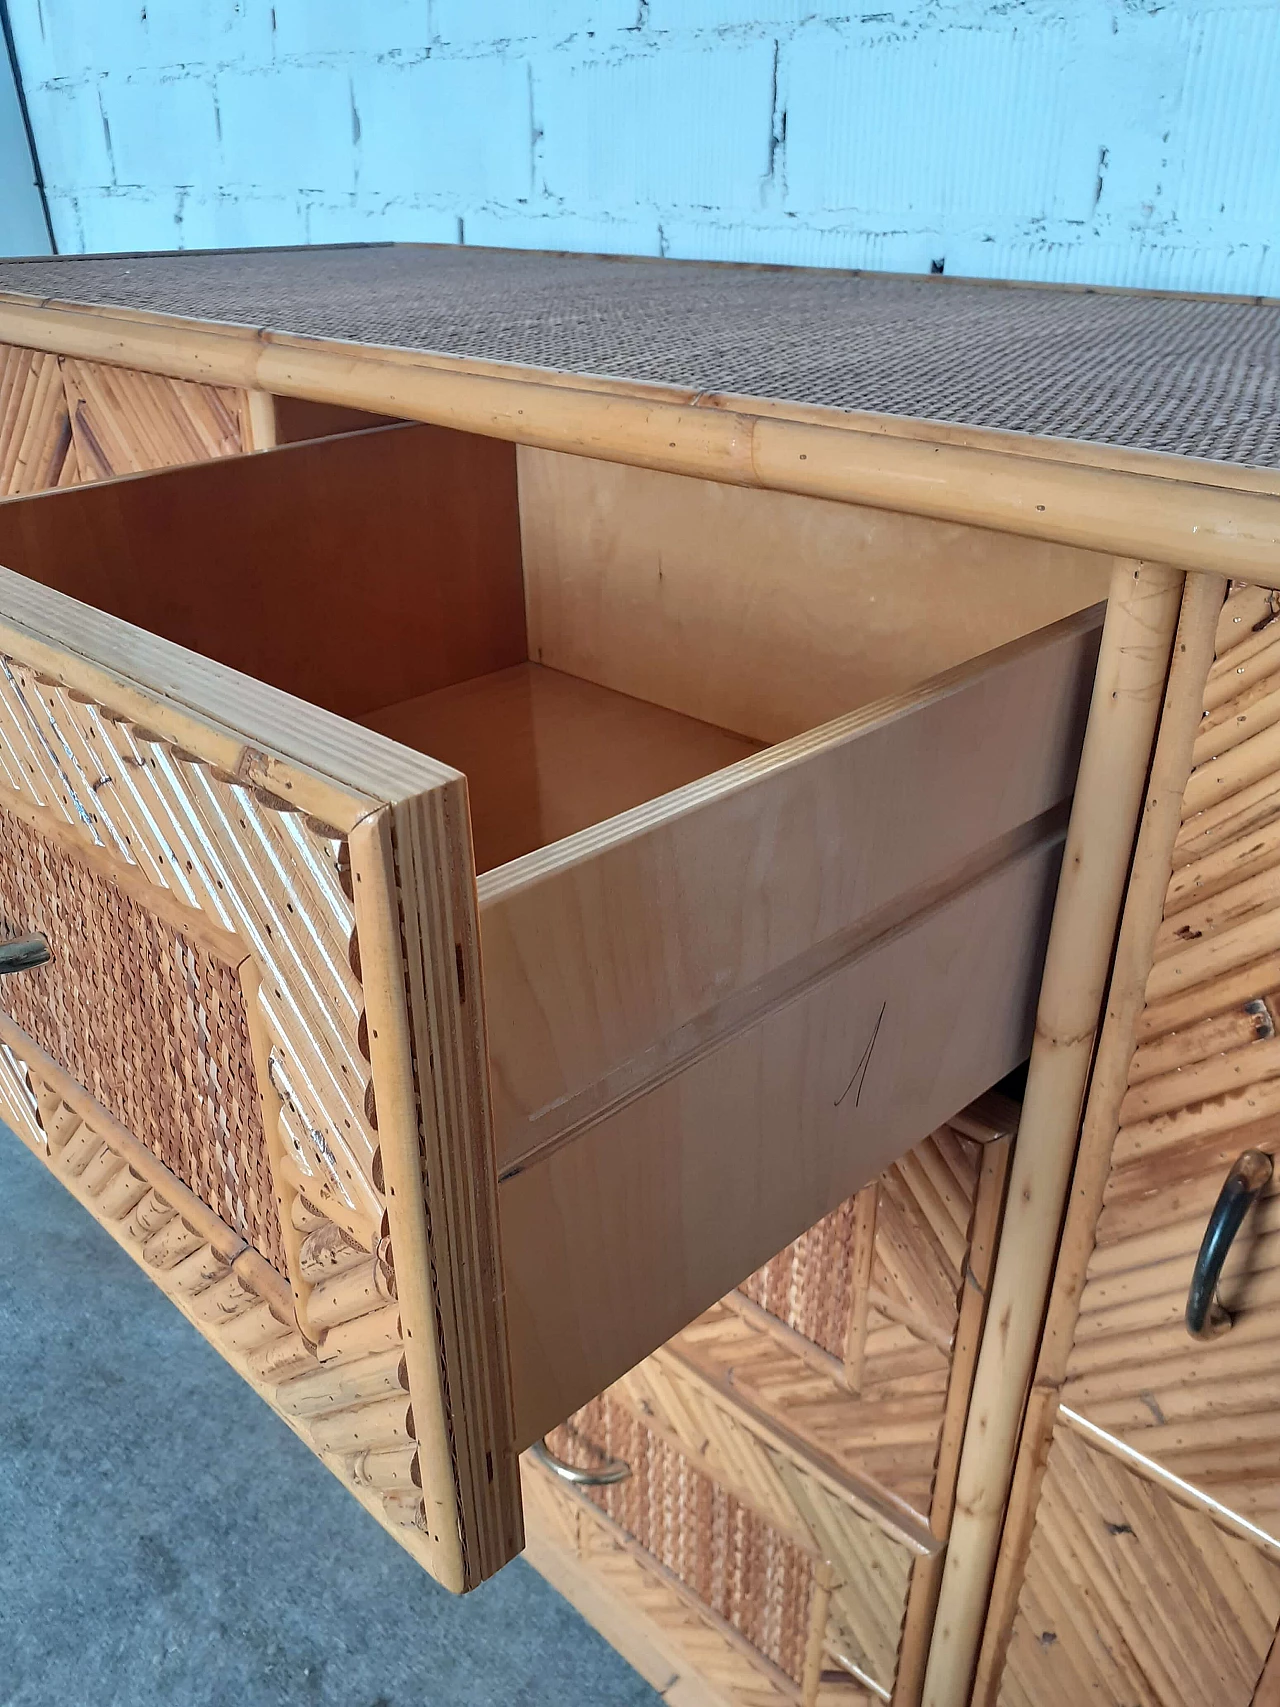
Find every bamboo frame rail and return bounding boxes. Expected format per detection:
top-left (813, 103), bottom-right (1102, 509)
top-left (1, 294), bottom-right (1279, 585)
top-left (970, 572), bottom-right (1237, 1701)
top-left (921, 558), bottom-right (1187, 1707)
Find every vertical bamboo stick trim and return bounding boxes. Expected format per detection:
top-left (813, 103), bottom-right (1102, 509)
top-left (921, 559), bottom-right (1187, 1707)
top-left (801, 1565), bottom-right (834, 1706)
top-left (971, 570), bottom-right (1226, 1703)
top-left (347, 807), bottom-right (466, 1592)
top-left (842, 1185), bottom-right (878, 1393)
top-left (239, 957), bottom-right (316, 1338)
top-left (243, 390), bottom-right (277, 452)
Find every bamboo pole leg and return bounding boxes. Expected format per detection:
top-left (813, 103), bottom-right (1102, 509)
top-left (920, 557), bottom-right (1186, 1707)
top-left (970, 568), bottom-right (1228, 1700)
top-left (243, 389), bottom-right (277, 452)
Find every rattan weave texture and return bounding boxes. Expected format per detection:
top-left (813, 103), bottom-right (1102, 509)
top-left (0, 805), bottom-right (283, 1270)
top-left (548, 1393), bottom-right (817, 1684)
top-left (739, 1191), bottom-right (860, 1359)
top-left (1, 246), bottom-right (1278, 467)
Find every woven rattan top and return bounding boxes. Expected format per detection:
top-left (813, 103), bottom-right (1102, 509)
top-left (2, 244), bottom-right (1278, 469)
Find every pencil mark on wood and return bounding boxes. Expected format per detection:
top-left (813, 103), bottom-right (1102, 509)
top-left (836, 1001), bottom-right (886, 1110)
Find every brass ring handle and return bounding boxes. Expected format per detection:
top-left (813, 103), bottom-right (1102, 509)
top-left (0, 933), bottom-right (50, 975)
top-left (1186, 1149), bottom-right (1273, 1340)
top-left (528, 1437), bottom-right (631, 1486)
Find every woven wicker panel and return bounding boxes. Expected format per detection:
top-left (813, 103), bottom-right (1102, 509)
top-left (548, 1394), bottom-right (819, 1686)
top-left (0, 802), bottom-right (283, 1270)
top-left (0, 343), bottom-right (77, 494)
top-left (728, 1122), bottom-right (981, 1520)
top-left (0, 655), bottom-right (379, 1247)
top-left (610, 1355), bottom-right (914, 1693)
top-left (60, 356), bottom-right (246, 481)
top-left (2, 247), bottom-right (1278, 465)
top-left (740, 1192), bottom-right (861, 1358)
top-left (522, 1462), bottom-right (812, 1707)
top-left (999, 1424), bottom-right (1280, 1707)
top-left (1061, 593), bottom-right (1280, 1529)
top-left (0, 654), bottom-right (439, 1550)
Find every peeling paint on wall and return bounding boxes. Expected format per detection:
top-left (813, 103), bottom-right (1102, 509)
top-left (6, 0), bottom-right (1279, 290)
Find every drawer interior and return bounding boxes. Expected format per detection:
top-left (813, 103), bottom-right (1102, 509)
top-left (0, 419), bottom-right (1110, 877)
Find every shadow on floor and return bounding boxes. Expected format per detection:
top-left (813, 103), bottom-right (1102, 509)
top-left (0, 1129), bottom-right (660, 1707)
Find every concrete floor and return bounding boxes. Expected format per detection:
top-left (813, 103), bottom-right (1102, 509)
top-left (0, 1130), bottom-right (660, 1706)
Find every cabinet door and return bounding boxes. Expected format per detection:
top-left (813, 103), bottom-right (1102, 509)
top-left (981, 581), bottom-right (1280, 1705)
top-left (0, 564), bottom-right (518, 1593)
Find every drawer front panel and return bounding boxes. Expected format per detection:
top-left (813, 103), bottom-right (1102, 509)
top-left (549, 1393), bottom-right (825, 1689)
top-left (999, 1423), bottom-right (1280, 1707)
top-left (0, 566), bottom-right (520, 1591)
top-left (737, 1123), bottom-right (983, 1518)
top-left (607, 1356), bottom-right (920, 1695)
top-left (0, 802), bottom-right (282, 1268)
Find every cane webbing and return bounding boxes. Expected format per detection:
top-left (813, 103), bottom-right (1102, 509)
top-left (548, 1394), bottom-right (818, 1685)
top-left (1, 246), bottom-right (1277, 467)
top-left (0, 805), bottom-right (282, 1270)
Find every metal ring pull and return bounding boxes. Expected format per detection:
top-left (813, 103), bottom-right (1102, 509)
top-left (1186, 1148), bottom-right (1273, 1340)
top-left (529, 1437), bottom-right (631, 1486)
top-left (0, 933), bottom-right (50, 975)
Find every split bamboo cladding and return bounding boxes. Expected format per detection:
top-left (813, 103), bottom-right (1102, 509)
top-left (0, 340), bottom-right (260, 492)
top-left (525, 1100), bottom-right (1015, 1707)
top-left (0, 600), bottom-right (518, 1592)
top-left (1, 247), bottom-right (1279, 1665)
top-left (977, 577), bottom-right (1280, 1705)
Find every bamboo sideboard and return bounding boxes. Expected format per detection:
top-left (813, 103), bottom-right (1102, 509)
top-left (0, 247), bottom-right (1278, 1701)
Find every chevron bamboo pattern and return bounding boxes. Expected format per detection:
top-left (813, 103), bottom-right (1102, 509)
top-left (1061, 588), bottom-right (1280, 1532)
top-left (686, 1123), bottom-right (984, 1526)
top-left (60, 355), bottom-right (248, 480)
top-left (998, 1421), bottom-right (1280, 1707)
top-left (540, 1112), bottom-right (1013, 1704)
top-left (0, 344), bottom-right (78, 494)
top-left (0, 656), bottom-right (378, 1245)
top-left (605, 1352), bottom-right (918, 1694)
top-left (523, 1455), bottom-right (846, 1707)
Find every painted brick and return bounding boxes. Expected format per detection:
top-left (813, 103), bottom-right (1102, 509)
top-left (304, 198), bottom-right (461, 245)
top-left (193, 191), bottom-right (310, 250)
top-left (271, 0), bottom-right (432, 61)
top-left (7, 0), bottom-right (1280, 292)
top-left (645, 0), bottom-right (821, 30)
top-left (354, 56), bottom-right (532, 203)
top-left (660, 216), bottom-right (936, 275)
top-left (784, 21), bottom-right (1101, 224)
top-left (23, 79), bottom-right (114, 194)
top-left (7, 0), bottom-right (136, 83)
top-left (1166, 6), bottom-right (1280, 237)
top-left (432, 1), bottom-right (637, 47)
top-left (463, 207), bottom-right (661, 256)
top-left (537, 39), bottom-right (775, 209)
top-left (104, 75), bottom-right (220, 190)
top-left (216, 64), bottom-right (357, 196)
top-left (133, 1), bottom-right (274, 71)
top-left (72, 188), bottom-right (185, 254)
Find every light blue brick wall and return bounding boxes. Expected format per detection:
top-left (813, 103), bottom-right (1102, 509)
top-left (6, 0), bottom-right (1279, 291)
top-left (0, 33), bottom-right (50, 254)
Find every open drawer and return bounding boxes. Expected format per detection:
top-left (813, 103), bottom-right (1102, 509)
top-left (0, 420), bottom-right (1107, 1590)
